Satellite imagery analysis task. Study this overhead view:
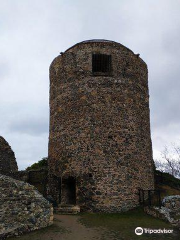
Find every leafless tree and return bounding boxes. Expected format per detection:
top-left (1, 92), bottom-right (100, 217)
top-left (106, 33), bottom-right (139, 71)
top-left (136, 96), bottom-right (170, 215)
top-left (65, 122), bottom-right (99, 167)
top-left (155, 144), bottom-right (180, 178)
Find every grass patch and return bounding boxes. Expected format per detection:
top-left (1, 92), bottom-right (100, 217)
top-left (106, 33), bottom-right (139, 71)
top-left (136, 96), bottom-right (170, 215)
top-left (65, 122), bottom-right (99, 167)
top-left (156, 184), bottom-right (180, 199)
top-left (155, 170), bottom-right (180, 206)
top-left (79, 207), bottom-right (180, 240)
top-left (155, 170), bottom-right (180, 190)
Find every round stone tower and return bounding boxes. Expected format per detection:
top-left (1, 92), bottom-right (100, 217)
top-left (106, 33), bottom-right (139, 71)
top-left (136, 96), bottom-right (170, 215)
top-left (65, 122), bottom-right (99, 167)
top-left (48, 39), bottom-right (154, 212)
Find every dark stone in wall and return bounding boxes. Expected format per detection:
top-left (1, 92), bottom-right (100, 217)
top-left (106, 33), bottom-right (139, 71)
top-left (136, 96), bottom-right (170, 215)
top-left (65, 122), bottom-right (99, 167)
top-left (48, 39), bottom-right (155, 212)
top-left (0, 136), bottom-right (18, 176)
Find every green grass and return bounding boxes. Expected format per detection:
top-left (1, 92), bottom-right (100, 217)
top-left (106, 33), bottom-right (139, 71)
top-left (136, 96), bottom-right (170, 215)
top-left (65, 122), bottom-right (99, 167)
top-left (155, 170), bottom-right (180, 190)
top-left (156, 184), bottom-right (180, 199)
top-left (79, 207), bottom-right (180, 240)
top-left (155, 170), bottom-right (180, 204)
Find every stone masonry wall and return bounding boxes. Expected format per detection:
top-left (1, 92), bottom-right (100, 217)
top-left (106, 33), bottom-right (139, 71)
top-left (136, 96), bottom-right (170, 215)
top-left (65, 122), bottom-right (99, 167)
top-left (0, 136), bottom-right (18, 176)
top-left (0, 174), bottom-right (53, 239)
top-left (48, 40), bottom-right (155, 212)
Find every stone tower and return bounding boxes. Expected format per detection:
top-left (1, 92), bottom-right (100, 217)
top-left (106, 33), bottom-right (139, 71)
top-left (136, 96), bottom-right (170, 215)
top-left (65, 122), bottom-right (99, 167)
top-left (0, 136), bottom-right (18, 176)
top-left (48, 40), bottom-right (154, 212)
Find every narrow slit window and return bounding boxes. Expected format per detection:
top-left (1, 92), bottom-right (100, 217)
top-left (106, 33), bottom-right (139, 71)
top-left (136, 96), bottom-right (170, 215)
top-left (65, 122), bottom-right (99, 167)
top-left (92, 54), bottom-right (112, 74)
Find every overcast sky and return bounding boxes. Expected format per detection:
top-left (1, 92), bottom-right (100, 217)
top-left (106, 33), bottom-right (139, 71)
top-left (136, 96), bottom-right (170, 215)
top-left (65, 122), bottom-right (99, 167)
top-left (0, 0), bottom-right (180, 170)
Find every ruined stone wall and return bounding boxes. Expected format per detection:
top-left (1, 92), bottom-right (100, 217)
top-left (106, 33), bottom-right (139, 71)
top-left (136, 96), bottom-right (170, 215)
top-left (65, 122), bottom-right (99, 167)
top-left (12, 169), bottom-right (48, 197)
top-left (145, 195), bottom-right (180, 228)
top-left (0, 174), bottom-right (53, 239)
top-left (48, 40), bottom-right (155, 212)
top-left (0, 136), bottom-right (18, 176)
top-left (162, 195), bottom-right (180, 211)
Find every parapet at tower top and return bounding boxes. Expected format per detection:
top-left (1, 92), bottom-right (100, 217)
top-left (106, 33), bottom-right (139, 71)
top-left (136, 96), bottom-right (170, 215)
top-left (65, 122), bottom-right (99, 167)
top-left (60, 39), bottom-right (146, 66)
top-left (64, 39), bottom-right (134, 54)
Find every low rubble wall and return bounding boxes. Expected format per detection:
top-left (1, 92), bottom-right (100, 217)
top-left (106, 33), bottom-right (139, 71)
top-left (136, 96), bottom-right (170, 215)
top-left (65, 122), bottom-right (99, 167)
top-left (0, 174), bottom-right (53, 239)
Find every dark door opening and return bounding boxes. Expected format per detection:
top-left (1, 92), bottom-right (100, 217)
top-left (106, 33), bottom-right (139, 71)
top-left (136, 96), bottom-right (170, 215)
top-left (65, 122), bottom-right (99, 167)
top-left (61, 177), bottom-right (76, 205)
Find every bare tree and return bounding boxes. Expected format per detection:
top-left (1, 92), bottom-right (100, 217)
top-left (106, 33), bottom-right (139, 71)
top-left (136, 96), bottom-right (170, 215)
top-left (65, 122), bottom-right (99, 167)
top-left (155, 144), bottom-right (180, 179)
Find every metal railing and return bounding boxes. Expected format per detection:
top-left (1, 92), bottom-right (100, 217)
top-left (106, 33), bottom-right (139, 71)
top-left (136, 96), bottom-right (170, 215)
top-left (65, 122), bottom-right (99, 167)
top-left (139, 189), bottom-right (162, 207)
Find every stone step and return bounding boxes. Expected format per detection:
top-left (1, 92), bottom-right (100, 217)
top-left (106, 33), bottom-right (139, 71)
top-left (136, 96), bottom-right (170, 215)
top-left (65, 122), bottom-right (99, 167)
top-left (54, 205), bottom-right (80, 215)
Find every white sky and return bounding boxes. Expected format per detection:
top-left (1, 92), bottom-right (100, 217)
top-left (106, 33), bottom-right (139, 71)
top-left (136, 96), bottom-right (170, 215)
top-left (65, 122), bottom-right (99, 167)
top-left (0, 0), bottom-right (180, 169)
